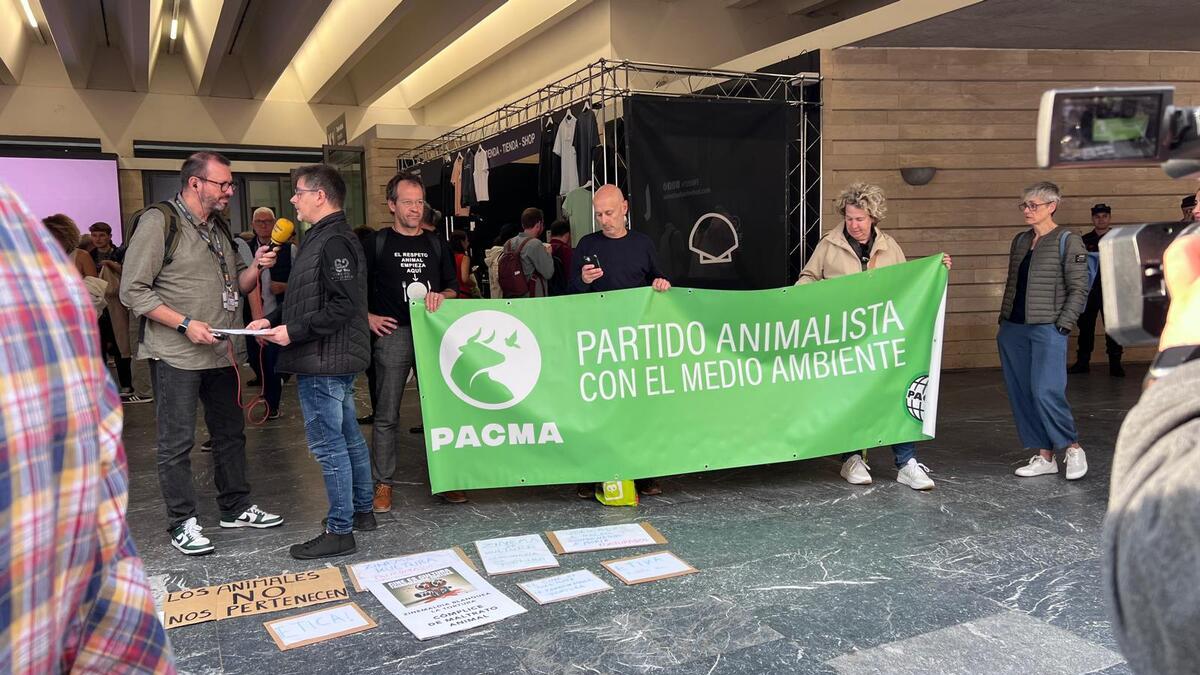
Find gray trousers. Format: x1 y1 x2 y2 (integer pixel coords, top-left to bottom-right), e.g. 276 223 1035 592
371 326 415 485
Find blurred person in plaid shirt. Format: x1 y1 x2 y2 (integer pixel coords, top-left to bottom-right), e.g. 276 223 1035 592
1 183 175 673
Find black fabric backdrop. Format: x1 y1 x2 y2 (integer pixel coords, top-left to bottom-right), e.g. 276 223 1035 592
627 96 792 290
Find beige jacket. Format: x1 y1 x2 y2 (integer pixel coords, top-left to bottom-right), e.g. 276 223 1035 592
795 225 906 284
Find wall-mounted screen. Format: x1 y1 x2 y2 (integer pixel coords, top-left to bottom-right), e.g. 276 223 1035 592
0 155 124 244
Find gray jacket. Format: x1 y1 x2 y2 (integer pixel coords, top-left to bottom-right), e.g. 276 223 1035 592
508 232 554 298
999 226 1088 331
1104 359 1200 675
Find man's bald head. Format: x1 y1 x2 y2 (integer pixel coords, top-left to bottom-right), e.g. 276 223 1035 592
593 184 628 239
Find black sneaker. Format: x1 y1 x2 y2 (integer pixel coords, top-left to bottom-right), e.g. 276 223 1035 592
267 409 282 420
200 438 213 452
357 414 374 425
290 531 357 560
321 512 378 532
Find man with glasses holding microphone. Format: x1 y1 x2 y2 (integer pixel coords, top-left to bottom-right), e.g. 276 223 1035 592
121 151 284 556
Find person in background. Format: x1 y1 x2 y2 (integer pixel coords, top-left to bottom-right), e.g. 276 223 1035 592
795 182 950 491
247 207 292 418
0 182 176 672
86 221 138 399
1068 203 1124 377
1103 191 1200 675
503 207 555 298
548 218 573 297
1181 194 1196 223
998 181 1089 481
354 225 379 426
43 213 98 278
450 230 478 298
484 223 520 298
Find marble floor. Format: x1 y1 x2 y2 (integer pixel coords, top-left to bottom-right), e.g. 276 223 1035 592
123 365 1141 674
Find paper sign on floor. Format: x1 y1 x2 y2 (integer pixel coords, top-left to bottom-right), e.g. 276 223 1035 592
517 570 612 605
161 567 349 629
366 558 526 640
264 603 376 651
345 547 476 592
602 551 698 585
545 522 667 554
474 534 559 575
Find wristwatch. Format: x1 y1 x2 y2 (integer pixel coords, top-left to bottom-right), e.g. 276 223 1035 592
1144 344 1200 389
177 316 192 334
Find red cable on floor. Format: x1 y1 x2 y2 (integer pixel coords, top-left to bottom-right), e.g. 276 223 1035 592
224 337 271 426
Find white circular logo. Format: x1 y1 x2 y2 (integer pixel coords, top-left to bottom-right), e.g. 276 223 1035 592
906 375 929 422
439 310 541 410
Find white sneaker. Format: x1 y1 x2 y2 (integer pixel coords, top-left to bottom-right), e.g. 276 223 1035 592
220 505 284 529
840 454 872 485
1065 447 1088 480
1015 455 1058 477
897 459 935 490
171 517 214 555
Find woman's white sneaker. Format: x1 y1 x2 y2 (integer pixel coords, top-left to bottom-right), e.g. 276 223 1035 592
1064 447 1088 480
840 455 872 485
1015 455 1058 477
897 459 935 490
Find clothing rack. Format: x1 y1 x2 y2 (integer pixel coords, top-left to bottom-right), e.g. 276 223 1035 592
398 58 822 277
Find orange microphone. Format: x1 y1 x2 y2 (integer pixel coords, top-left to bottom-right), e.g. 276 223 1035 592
268 218 295 251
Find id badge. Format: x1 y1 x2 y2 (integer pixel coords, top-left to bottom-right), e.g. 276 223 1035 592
222 289 239 312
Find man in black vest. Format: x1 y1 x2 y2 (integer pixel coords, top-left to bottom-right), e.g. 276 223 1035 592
1069 203 1124 376
250 164 374 559
366 172 457 512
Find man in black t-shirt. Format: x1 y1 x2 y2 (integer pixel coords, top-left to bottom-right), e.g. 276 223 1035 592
570 184 671 497
365 172 458 512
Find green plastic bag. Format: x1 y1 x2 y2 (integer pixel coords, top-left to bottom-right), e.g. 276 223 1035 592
596 480 639 506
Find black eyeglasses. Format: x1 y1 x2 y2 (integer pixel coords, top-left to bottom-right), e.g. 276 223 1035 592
199 177 236 192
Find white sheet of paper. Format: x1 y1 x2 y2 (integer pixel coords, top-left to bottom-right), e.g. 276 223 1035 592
264 603 374 650
603 551 696 584
211 328 273 336
366 559 526 640
517 570 611 605
549 523 660 553
347 549 468 591
475 534 559 576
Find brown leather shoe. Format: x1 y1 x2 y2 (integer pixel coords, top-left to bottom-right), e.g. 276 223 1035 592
372 484 392 513
439 490 468 504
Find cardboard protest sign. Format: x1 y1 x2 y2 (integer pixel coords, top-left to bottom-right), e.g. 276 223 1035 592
345 547 477 593
264 603 376 651
366 559 525 640
517 570 612 605
474 534 559 575
162 567 349 629
602 551 698 585
545 522 667 554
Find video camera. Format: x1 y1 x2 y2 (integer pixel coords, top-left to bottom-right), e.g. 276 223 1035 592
1037 86 1200 345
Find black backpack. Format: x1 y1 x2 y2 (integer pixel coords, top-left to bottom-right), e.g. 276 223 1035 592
126 201 235 268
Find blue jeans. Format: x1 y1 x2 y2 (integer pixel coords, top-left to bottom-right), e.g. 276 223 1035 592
841 442 916 468
997 321 1078 451
297 374 373 534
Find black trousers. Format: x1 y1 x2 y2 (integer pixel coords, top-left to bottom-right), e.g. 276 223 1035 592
1076 285 1123 362
151 360 252 530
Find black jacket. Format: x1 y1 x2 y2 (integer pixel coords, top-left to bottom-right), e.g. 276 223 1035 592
271 211 370 375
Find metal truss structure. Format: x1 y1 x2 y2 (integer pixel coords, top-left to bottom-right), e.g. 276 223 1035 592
398 58 823 274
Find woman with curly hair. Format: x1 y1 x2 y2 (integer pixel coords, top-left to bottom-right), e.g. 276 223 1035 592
796 182 951 490
42 213 98 278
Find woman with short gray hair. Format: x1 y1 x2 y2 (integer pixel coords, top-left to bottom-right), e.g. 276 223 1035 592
997 181 1090 480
